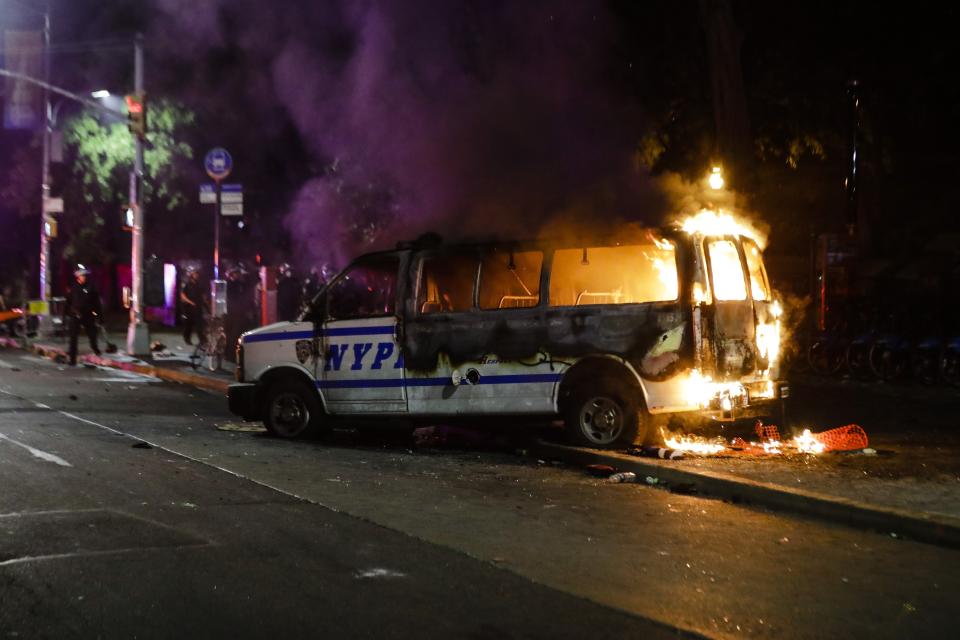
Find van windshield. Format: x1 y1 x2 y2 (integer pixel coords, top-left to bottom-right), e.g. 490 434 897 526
549 242 678 306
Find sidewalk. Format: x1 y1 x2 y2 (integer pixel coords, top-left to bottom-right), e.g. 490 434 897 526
528 439 960 549
18 325 233 394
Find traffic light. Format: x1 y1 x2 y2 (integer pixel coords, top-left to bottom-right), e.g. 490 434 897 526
43 216 58 238
125 93 147 138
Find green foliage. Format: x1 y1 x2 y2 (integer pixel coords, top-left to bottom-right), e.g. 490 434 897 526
63 99 195 211
57 100 196 263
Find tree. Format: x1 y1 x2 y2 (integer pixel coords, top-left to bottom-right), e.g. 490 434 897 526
59 99 195 263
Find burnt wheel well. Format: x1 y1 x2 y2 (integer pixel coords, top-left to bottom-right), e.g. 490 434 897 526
557 358 645 413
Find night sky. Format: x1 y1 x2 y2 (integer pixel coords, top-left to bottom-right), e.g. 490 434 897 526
2 0 959 297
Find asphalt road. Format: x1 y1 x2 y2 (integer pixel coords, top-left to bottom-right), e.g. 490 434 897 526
1 352 958 639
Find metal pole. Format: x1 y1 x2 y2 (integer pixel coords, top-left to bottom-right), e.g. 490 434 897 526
40 6 51 304
126 34 149 355
214 180 221 280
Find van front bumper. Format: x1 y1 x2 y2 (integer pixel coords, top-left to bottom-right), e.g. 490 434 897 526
701 380 789 423
228 383 260 421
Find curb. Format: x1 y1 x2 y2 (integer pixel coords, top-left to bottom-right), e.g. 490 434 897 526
18 341 230 394
530 440 960 550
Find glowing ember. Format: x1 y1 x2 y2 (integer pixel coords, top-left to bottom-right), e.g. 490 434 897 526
756 320 781 366
664 434 726 455
793 429 826 454
682 369 746 409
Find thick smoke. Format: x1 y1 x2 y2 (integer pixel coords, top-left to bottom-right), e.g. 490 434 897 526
153 1 662 266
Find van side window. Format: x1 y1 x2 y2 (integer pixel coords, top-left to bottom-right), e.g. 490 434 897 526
478 250 543 309
742 238 771 301
326 256 399 320
549 243 678 306
418 255 479 313
707 240 748 301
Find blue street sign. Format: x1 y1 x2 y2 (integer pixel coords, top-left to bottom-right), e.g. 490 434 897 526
204 147 233 181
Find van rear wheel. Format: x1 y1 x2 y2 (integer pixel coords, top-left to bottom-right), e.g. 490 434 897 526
263 378 324 438
563 377 644 448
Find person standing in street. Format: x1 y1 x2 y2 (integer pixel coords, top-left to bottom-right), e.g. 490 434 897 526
180 269 206 345
64 265 102 366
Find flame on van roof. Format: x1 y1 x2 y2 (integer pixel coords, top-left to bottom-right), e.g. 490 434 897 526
679 209 767 249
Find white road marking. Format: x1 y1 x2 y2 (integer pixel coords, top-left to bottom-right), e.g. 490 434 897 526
355 568 407 579
0 433 72 467
0 543 212 567
0 358 17 368
0 388 337 512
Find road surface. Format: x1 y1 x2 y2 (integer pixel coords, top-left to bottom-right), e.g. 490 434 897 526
1 352 957 639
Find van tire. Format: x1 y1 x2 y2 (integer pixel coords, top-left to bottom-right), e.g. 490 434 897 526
563 376 645 448
263 378 325 439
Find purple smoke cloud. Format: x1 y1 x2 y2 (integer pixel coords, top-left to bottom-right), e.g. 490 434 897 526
152 1 657 267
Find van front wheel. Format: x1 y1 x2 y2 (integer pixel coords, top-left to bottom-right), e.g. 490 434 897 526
263 379 323 438
563 377 644 448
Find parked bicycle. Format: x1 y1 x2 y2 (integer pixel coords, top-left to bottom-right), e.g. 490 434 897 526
190 315 227 372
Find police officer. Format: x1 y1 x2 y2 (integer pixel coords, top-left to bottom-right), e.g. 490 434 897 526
64 265 102 366
276 263 301 322
180 268 206 345
301 266 322 309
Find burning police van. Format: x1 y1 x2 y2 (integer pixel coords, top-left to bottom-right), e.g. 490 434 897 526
228 212 786 448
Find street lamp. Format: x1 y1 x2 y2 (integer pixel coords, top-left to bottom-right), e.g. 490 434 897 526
708 166 725 191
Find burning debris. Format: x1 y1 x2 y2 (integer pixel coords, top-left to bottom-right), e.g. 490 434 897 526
662 422 870 457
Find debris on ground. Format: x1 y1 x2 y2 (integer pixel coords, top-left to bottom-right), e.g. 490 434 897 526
150 341 166 352
413 425 507 448
663 422 871 457
68 394 78 400
131 441 152 449
626 445 684 460
608 471 637 483
215 421 267 433
586 464 616 478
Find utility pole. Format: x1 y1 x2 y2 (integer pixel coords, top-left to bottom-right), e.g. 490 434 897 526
126 34 149 356
39 5 51 313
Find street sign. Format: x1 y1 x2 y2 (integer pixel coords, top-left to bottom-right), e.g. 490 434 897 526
204 147 233 181
28 300 49 315
42 197 63 213
199 184 216 204
220 203 243 216
221 183 243 204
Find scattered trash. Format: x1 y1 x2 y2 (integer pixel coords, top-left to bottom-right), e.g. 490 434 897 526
862 448 877 456
150 341 167 352
68 394 78 401
586 464 616 478
663 422 871 456
215 421 267 433
179 502 198 509
608 471 637 483
131 442 152 449
627 446 684 460
355 568 406 579
644 476 659 485
10 367 20 372
778 537 790 544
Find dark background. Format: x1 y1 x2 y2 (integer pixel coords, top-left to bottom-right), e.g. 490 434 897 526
2 1 958 311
